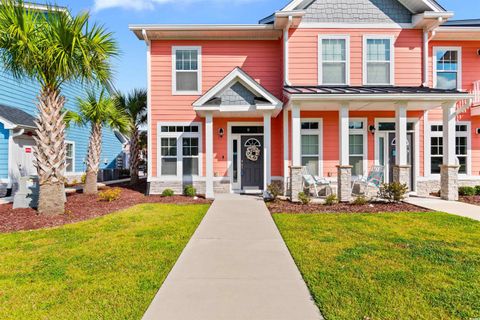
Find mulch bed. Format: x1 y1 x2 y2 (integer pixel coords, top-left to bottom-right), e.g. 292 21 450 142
459 196 480 206
0 181 211 233
267 199 429 214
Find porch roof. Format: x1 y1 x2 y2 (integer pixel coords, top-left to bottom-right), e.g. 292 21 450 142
0 104 36 129
284 85 466 96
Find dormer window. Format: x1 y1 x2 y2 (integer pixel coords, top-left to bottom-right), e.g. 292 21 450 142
364 36 394 85
172 46 202 95
318 36 349 85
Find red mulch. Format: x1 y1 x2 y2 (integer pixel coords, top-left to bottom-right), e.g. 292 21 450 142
0 181 211 233
267 199 429 214
459 196 480 206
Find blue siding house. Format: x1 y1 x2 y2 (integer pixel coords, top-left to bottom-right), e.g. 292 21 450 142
0 65 126 197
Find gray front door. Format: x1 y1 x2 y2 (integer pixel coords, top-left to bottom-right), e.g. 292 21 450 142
241 136 264 190
388 132 414 189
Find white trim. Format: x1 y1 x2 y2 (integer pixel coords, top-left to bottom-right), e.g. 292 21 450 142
227 121 264 192
318 35 350 86
65 140 75 173
205 114 213 198
395 104 408 166
425 120 472 177
156 122 203 179
300 118 324 177
143 30 153 181
0 116 17 130
283 109 289 185
131 24 277 31
282 0 444 13
300 22 412 29
193 67 282 109
348 118 369 177
286 93 471 101
291 105 301 166
432 46 462 90
363 35 395 86
172 46 202 95
263 113 272 189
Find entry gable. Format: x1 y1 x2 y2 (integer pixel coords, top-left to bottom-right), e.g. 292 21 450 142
193 67 282 117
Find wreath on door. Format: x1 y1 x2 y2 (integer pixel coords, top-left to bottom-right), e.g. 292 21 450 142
244 138 261 162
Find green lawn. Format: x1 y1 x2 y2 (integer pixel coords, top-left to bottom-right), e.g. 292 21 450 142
0 203 209 320
273 212 480 320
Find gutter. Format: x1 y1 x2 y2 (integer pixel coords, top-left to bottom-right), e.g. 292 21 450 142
129 24 276 31
286 93 473 101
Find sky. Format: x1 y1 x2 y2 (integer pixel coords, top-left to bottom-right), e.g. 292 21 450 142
56 0 479 93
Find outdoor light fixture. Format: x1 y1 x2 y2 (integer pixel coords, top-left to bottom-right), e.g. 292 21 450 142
218 128 225 138
369 125 376 135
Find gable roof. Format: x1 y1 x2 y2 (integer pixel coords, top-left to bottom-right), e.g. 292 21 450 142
280 0 445 13
193 67 282 111
0 104 36 129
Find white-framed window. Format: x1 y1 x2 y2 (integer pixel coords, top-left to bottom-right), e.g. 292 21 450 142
363 36 394 85
172 46 202 95
433 47 462 90
349 119 367 177
65 141 75 173
301 119 323 176
318 35 350 85
428 122 470 175
158 122 202 177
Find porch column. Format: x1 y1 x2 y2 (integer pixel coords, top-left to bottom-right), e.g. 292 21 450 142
283 109 289 195
205 112 214 199
441 101 459 201
291 104 301 166
394 103 410 189
263 112 272 190
337 103 352 202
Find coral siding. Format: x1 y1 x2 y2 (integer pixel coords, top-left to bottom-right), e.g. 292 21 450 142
288 28 423 86
150 40 283 177
428 40 480 175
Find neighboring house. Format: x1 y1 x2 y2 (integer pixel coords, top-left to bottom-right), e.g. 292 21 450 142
130 0 480 200
0 4 126 197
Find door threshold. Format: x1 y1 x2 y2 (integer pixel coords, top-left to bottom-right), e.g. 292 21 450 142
242 189 263 195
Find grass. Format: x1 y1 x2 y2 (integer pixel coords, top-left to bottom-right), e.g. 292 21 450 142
273 212 480 320
0 203 209 320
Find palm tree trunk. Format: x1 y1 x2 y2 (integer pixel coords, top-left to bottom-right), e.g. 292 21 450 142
84 123 103 195
129 126 140 185
33 88 67 215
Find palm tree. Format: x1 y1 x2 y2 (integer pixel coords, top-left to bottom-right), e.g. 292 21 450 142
115 89 147 185
0 1 118 214
66 90 129 194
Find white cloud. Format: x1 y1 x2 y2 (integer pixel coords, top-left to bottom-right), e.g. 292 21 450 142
93 0 256 12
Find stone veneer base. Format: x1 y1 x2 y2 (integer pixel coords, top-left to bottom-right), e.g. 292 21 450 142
337 165 352 202
440 165 460 201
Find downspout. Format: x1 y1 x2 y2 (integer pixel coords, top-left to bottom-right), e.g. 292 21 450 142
142 29 153 185
423 17 443 87
283 16 293 86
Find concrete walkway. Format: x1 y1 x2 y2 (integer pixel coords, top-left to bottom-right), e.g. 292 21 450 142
143 194 322 320
406 196 480 221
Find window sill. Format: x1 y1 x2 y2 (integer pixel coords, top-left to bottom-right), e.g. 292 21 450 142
172 90 202 96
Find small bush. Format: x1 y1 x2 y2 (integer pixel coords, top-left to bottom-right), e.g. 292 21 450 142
184 185 196 197
81 173 86 184
298 192 311 205
352 195 368 205
475 186 480 196
459 186 476 196
98 188 122 202
267 182 282 200
162 189 174 197
324 194 338 206
379 182 408 202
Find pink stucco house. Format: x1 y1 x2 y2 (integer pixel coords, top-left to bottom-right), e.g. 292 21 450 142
130 0 480 201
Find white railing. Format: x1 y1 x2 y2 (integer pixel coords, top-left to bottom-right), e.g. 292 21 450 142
473 80 480 106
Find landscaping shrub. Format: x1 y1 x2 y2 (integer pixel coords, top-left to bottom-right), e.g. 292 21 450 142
162 189 174 197
324 194 338 206
184 185 196 197
98 188 122 202
459 186 476 196
352 195 368 205
298 192 311 205
267 182 282 200
475 185 480 196
379 182 408 202
81 173 86 184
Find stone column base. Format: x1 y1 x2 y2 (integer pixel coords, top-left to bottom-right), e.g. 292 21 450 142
337 165 352 202
440 165 460 201
393 165 411 192
289 166 304 202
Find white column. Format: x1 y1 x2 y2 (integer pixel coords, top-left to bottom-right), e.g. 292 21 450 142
395 103 408 166
205 112 214 199
264 112 272 190
339 103 349 166
443 101 457 166
291 104 301 166
283 109 289 193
